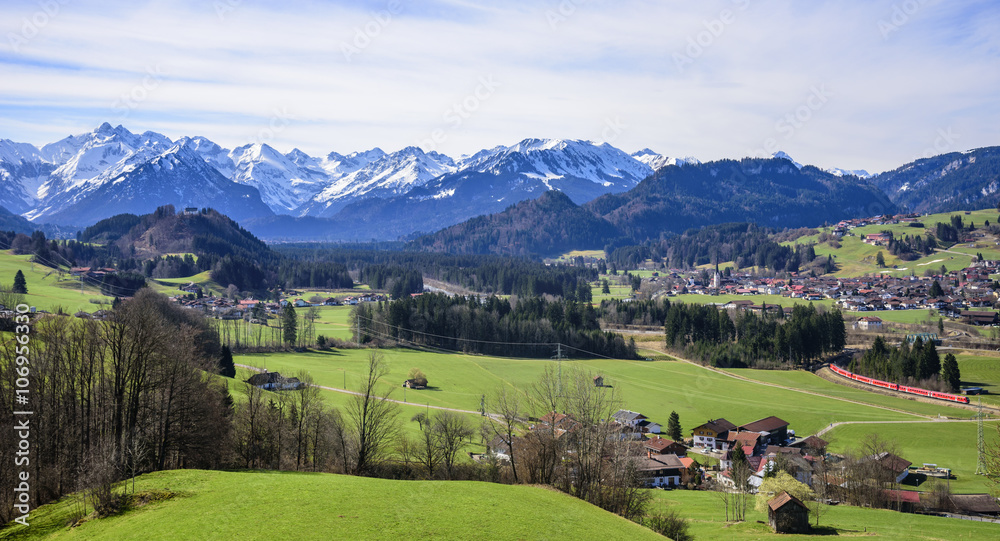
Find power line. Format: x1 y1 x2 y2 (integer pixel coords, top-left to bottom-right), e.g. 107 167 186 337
356 313 626 360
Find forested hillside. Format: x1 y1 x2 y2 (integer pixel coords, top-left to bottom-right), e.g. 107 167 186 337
408 191 621 256
586 157 893 241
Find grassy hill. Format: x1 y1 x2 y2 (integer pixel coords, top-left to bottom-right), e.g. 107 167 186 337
0 470 664 541
0 250 112 313
786 208 1000 278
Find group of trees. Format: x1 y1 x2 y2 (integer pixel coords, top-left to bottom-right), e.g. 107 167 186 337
849 336 960 391
354 293 637 359
0 290 231 523
357 265 423 299
882 231 937 261
483 367 655 521
664 303 846 368
274 246 597 301
598 298 672 327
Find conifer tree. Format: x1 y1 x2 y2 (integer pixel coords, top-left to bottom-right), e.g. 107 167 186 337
12 269 27 294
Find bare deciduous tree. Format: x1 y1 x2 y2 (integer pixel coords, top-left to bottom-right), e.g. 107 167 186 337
347 350 399 475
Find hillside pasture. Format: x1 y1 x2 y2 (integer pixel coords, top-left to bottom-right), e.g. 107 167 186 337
0 469 665 541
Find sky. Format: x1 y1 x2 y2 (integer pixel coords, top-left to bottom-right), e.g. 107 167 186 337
0 0 997 173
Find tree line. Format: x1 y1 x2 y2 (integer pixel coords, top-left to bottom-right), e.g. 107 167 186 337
663 302 846 368
353 293 637 359
273 246 597 301
848 336 961 392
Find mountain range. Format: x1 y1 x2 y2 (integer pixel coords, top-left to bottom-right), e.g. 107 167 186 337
0 123 997 247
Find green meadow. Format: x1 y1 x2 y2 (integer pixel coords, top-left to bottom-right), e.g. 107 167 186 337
0 250 113 312
955 353 1000 407
656 489 997 540
0 470 665 541
825 420 1000 495
235 349 977 445
785 208 1000 278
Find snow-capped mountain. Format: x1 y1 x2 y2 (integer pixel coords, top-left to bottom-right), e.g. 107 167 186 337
299 138 656 241
36 143 273 226
825 167 872 179
227 143 331 213
631 148 700 170
453 138 652 197
297 146 456 217
772 151 804 169
0 139 52 213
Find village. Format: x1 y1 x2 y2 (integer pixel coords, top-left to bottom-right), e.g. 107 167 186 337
478 403 1000 533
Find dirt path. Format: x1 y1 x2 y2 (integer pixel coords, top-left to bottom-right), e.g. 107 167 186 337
236 363 496 419
814 418 980 438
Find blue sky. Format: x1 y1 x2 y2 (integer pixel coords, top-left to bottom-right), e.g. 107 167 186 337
1 0 997 173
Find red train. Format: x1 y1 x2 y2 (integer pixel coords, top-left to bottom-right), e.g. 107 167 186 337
829 364 970 404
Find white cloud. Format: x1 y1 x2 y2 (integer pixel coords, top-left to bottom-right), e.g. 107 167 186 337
0 0 996 173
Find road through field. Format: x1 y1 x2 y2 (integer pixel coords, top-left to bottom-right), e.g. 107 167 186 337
637 342 938 421
237 363 498 419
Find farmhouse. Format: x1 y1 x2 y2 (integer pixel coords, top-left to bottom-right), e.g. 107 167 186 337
690 418 736 449
637 452 686 488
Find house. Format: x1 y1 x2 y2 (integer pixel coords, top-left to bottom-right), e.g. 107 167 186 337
768 492 811 534
790 435 828 455
691 418 736 449
637 453 686 488
726 431 763 456
856 316 883 330
613 410 659 435
738 416 790 446
865 452 912 484
593 375 604 387
246 371 304 391
402 379 427 389
643 436 687 457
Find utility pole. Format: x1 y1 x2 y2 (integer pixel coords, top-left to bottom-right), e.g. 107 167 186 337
975 397 987 475
552 343 565 397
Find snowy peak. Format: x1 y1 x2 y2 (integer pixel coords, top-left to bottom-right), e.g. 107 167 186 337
229 143 328 213
299 146 458 217
461 138 654 189
0 139 42 164
772 151 803 169
825 166 872 179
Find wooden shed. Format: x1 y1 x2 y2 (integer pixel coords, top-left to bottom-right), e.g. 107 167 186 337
768 492 810 534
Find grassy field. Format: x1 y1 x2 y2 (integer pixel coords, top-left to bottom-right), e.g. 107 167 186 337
0 250 113 312
655 489 998 539
955 353 1000 407
149 271 221 296
669 293 836 310
726 368 962 418
0 469 665 541
825 420 1000 495
236 349 975 442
